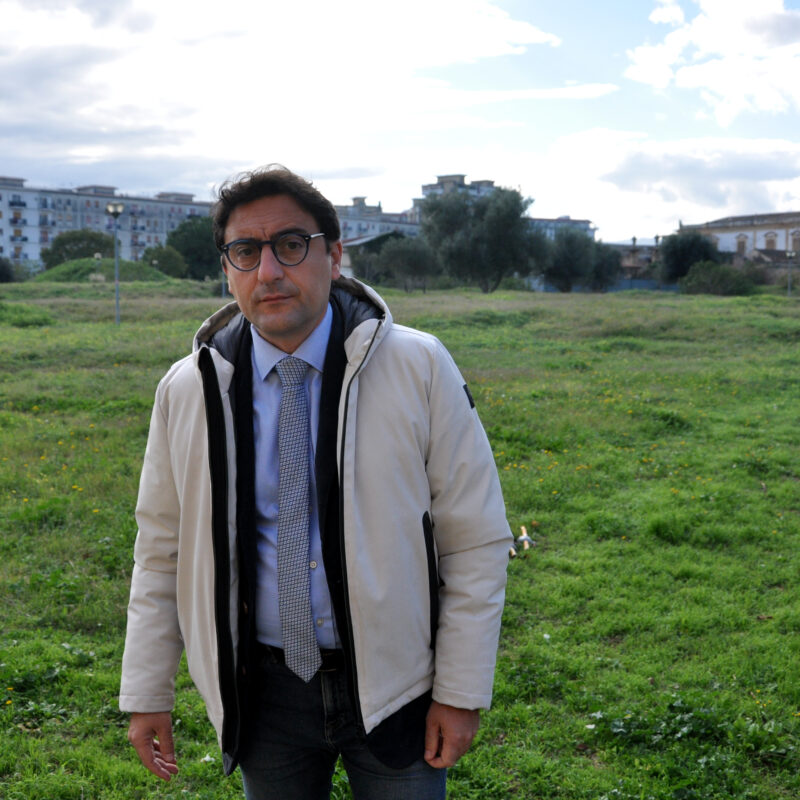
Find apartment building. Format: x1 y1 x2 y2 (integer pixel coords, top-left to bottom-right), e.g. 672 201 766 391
420 174 497 199
335 196 420 243
0 176 212 270
527 215 595 241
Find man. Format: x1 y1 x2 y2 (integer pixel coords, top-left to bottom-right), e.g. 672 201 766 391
120 166 511 799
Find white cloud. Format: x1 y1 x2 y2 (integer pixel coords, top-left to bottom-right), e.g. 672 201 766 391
0 0 565 168
0 0 596 211
649 0 685 26
626 0 800 125
522 128 800 241
6 0 795 247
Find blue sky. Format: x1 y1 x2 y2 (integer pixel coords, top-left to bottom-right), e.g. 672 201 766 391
1 0 799 242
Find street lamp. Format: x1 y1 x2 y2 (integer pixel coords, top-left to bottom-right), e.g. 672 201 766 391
787 251 795 298
105 201 125 324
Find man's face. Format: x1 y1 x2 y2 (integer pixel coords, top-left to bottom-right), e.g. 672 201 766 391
222 194 341 353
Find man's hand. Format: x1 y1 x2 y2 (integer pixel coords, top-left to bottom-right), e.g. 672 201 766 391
128 711 179 781
424 701 480 768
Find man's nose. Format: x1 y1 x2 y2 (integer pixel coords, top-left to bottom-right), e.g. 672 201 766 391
256 246 285 282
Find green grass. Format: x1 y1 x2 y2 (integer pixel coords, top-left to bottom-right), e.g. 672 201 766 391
1 282 799 798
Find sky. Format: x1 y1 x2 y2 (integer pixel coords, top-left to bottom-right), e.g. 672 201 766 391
1 0 800 243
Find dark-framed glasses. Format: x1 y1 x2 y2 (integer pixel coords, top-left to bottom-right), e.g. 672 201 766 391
221 232 326 271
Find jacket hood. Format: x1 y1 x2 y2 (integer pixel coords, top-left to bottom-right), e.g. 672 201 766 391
192 276 391 364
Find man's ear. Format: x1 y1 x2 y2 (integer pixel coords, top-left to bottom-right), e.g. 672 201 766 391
330 241 343 280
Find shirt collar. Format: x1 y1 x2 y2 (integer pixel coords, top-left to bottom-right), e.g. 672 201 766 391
250 302 333 381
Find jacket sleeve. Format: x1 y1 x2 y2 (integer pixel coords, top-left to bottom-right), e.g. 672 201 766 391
119 381 184 713
425 339 512 711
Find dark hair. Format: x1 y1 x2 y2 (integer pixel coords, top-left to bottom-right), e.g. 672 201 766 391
212 165 341 250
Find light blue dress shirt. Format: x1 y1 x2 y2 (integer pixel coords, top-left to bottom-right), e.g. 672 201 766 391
250 304 340 650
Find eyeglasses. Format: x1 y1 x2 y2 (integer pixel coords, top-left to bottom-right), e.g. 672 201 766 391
220 232 326 271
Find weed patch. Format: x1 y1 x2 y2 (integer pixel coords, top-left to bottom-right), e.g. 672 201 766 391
0 301 53 327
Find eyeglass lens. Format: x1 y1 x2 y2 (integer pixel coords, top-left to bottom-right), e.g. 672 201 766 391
229 234 309 269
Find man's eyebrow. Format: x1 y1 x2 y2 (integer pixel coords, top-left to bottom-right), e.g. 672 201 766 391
273 226 311 237
234 226 310 241
225 225 313 245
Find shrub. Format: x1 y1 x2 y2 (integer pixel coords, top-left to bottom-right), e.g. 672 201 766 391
680 261 756 296
0 256 16 283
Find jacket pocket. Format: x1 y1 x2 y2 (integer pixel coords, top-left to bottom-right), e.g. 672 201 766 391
422 511 441 650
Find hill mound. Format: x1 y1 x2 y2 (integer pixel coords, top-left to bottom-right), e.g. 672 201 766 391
34 257 169 283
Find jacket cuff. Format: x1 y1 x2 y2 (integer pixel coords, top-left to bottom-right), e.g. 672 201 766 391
431 685 492 711
118 694 175 713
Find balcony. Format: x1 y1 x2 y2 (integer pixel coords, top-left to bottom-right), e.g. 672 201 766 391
9 199 27 207
12 218 28 226
10 236 28 242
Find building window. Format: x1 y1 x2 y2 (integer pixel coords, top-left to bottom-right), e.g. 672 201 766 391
765 232 777 250
791 231 800 253
736 235 747 255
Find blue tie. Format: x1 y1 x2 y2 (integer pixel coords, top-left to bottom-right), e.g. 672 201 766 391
275 357 321 682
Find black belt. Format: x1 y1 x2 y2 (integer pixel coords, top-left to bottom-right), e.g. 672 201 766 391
255 642 345 673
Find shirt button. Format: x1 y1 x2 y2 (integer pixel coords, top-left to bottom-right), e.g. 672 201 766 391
316 618 324 627
310 561 318 569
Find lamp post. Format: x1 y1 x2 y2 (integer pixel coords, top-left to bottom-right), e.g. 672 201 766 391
788 251 795 298
105 202 125 324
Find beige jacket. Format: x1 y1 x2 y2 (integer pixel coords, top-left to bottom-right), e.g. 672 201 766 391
120 279 511 757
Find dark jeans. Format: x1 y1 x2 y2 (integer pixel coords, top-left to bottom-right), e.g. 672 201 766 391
239 646 447 800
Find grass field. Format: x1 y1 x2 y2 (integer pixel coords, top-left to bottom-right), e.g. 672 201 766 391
1 280 799 799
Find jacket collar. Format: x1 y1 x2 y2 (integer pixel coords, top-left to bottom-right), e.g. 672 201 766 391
193 277 390 367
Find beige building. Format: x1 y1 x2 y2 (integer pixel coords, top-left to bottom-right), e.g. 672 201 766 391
681 211 800 259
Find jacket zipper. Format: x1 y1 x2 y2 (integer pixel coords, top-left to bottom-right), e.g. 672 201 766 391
198 346 239 771
337 319 383 736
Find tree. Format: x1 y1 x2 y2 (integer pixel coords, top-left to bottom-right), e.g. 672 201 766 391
587 242 623 292
421 187 534 293
544 228 595 292
166 215 219 280
40 230 115 269
142 245 188 278
0 256 15 283
376 236 440 292
536 231 621 293
659 231 719 282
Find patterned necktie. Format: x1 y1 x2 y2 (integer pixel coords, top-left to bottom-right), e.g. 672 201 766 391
275 356 321 682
